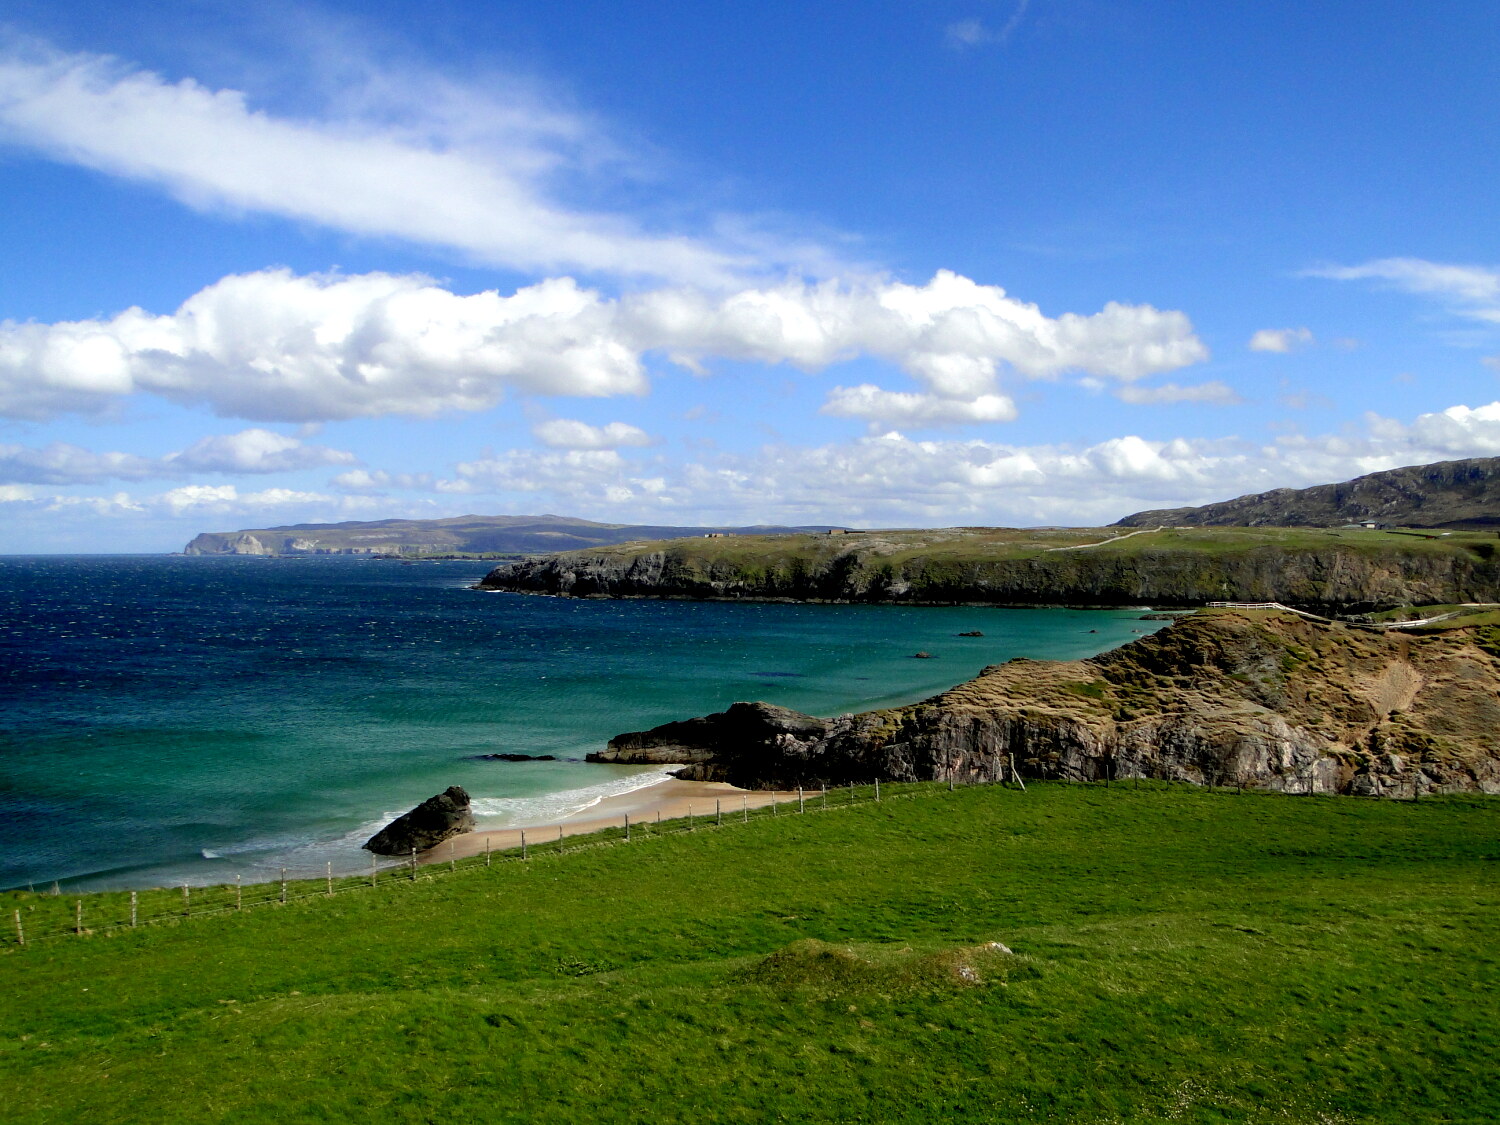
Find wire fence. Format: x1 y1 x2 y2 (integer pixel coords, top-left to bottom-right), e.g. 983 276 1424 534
2 773 1481 949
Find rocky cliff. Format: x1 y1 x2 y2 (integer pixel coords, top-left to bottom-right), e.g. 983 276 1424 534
1114 455 1500 528
593 611 1500 796
480 526 1500 613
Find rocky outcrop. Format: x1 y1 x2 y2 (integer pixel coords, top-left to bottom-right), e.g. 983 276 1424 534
1115 455 1500 528
481 534 1500 614
593 612 1500 796
363 786 476 855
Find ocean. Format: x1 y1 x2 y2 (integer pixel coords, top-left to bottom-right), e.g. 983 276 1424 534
0 555 1167 891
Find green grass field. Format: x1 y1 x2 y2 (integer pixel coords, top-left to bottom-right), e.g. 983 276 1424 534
2 782 1496 1124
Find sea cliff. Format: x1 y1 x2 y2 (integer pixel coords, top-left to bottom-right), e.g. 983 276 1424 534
479 525 1500 613
592 610 1500 796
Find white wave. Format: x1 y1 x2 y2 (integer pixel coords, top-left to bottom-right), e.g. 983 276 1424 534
469 766 683 827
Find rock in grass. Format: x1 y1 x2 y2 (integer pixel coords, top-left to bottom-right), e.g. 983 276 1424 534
363 786 475 855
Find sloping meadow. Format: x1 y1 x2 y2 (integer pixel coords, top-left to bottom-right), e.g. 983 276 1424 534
2 781 1497 1123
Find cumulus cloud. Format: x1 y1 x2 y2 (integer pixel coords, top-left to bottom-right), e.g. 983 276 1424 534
1115 381 1242 405
14 398 1500 549
0 40 753 284
0 268 1207 422
532 419 654 449
1311 258 1500 324
0 428 355 484
427 398 1500 527
1248 327 1314 353
820 385 1017 427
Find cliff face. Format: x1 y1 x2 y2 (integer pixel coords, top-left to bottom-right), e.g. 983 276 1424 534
593 612 1500 796
1114 456 1500 528
481 531 1500 613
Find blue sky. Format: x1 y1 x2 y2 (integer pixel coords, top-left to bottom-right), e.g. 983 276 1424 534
1 0 1498 551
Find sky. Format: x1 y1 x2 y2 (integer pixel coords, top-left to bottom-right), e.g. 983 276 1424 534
1 0 1498 552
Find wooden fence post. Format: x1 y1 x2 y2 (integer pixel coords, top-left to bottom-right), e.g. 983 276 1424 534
625 813 631 842
281 868 288 903
13 909 22 947
75 900 82 935
522 830 528 860
743 795 748 823
326 861 334 896
131 889 138 927
688 806 694 831
716 799 722 827
370 857 377 888
409 849 416 882
798 787 805 813
822 784 827 810
234 876 241 910
875 779 880 802
182 884 190 917
1009 754 1025 792
449 840 456 873
485 837 491 867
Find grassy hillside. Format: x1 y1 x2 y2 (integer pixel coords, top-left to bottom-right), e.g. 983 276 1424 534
483 524 1500 611
2 782 1496 1123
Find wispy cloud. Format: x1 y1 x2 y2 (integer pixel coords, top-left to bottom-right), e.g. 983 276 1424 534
0 38 769 285
1310 258 1500 324
945 0 1031 49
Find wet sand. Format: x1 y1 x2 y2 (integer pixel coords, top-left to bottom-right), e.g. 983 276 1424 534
431 778 807 863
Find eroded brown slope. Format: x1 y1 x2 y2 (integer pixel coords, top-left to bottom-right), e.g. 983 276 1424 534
594 611 1500 795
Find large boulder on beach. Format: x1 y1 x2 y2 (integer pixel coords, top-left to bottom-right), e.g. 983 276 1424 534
363 786 475 855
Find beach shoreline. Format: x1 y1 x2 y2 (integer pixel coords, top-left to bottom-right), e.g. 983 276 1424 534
428 777 806 863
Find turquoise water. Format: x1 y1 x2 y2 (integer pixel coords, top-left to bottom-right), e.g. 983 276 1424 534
0 555 1167 891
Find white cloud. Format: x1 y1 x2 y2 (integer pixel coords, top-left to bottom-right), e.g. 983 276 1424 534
429 398 1500 528
820 385 1017 427
1248 327 1314 353
1115 381 1242 405
1311 258 1500 324
532 419 654 449
945 1 1030 48
0 268 1207 422
0 428 355 484
0 41 752 284
167 428 356 473
332 468 435 492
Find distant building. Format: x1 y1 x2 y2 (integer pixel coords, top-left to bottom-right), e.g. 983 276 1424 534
704 532 727 538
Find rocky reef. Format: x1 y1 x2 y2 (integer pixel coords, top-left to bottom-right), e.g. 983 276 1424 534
363 786 476 855
592 611 1500 796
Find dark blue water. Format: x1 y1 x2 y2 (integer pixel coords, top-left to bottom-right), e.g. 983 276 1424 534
0 555 1166 890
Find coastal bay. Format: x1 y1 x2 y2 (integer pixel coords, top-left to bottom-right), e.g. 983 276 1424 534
0 555 1164 891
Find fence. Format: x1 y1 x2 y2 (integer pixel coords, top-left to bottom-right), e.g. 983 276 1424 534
2 772 1471 948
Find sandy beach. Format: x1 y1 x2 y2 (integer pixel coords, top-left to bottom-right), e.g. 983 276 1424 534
431 778 807 863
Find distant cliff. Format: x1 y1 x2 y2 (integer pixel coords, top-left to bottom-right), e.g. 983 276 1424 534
183 514 844 556
593 610 1500 796
479 525 1500 613
1114 456 1500 528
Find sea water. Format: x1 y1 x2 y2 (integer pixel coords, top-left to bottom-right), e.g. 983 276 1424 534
0 555 1168 891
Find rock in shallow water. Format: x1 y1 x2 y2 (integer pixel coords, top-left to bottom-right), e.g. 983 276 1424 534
363 785 475 855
